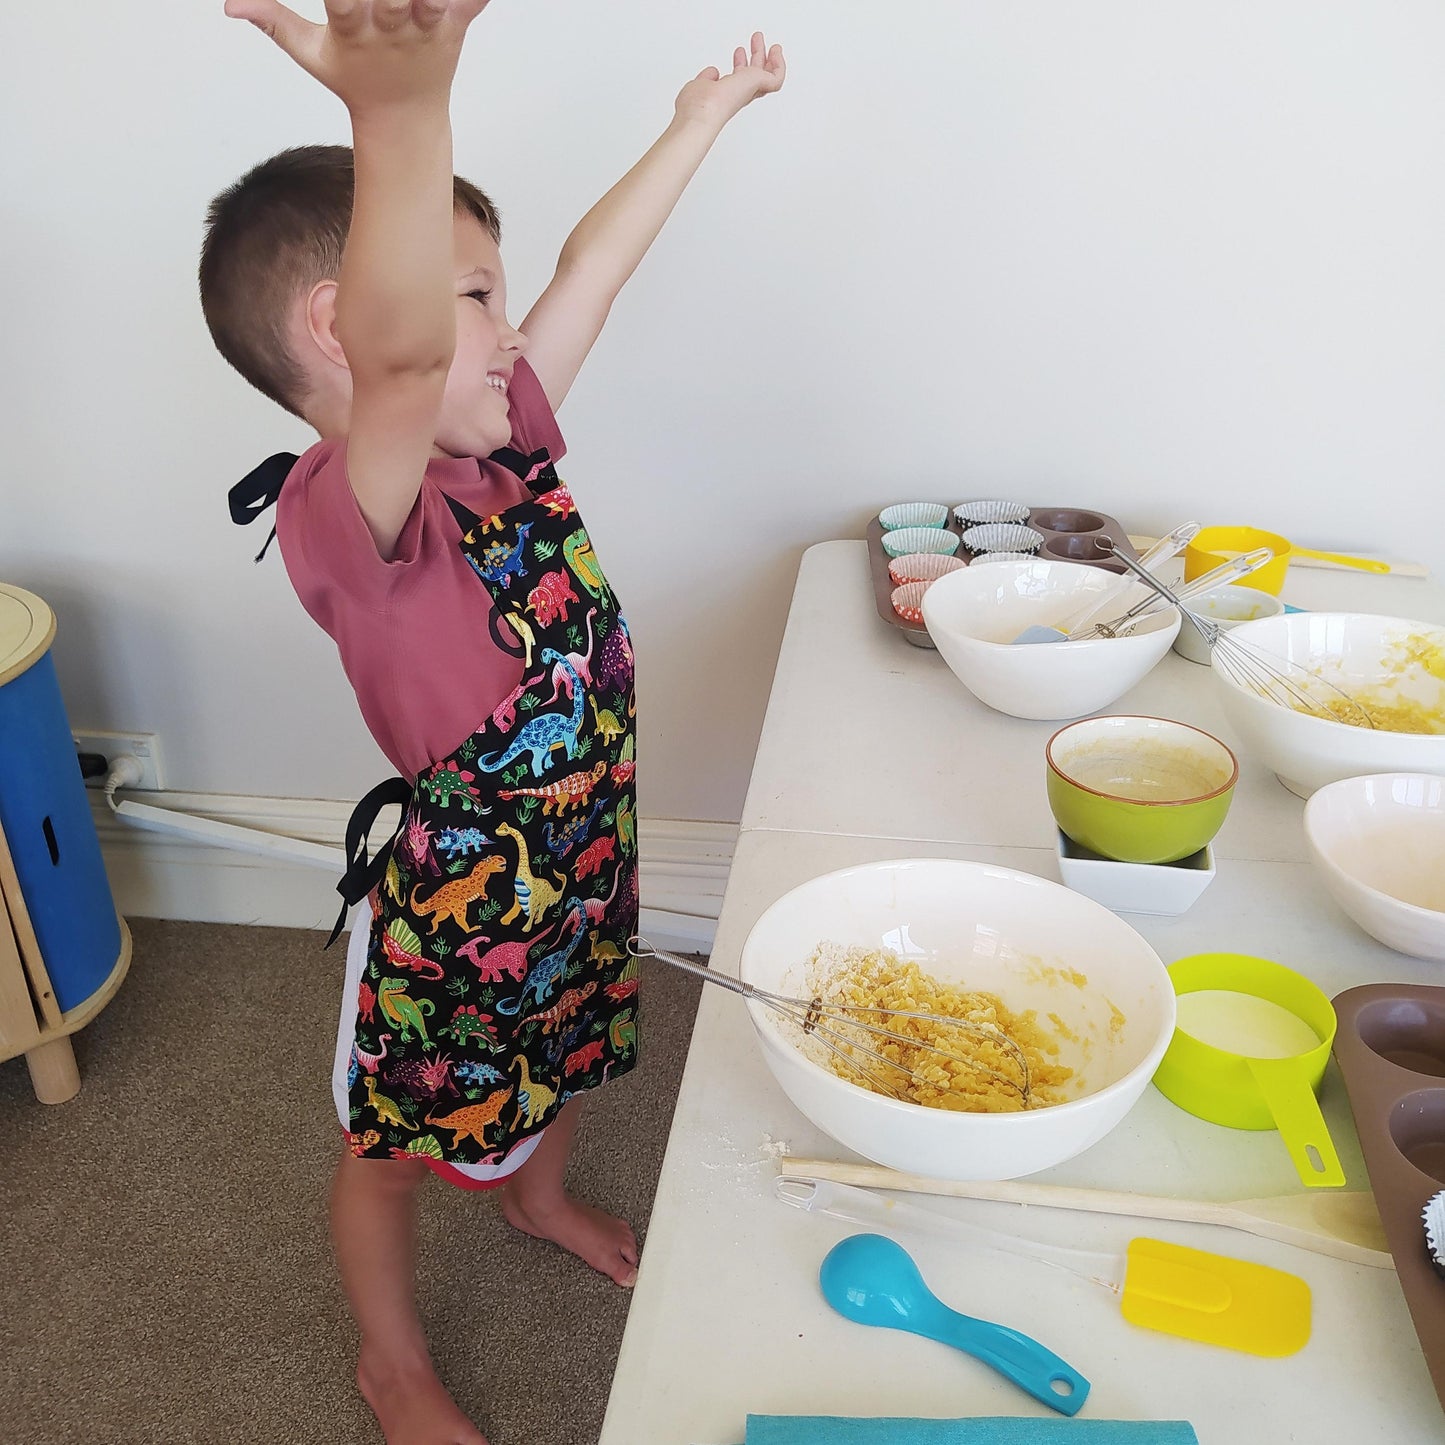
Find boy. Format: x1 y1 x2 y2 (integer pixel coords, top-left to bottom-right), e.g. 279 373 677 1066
200 3 784 1441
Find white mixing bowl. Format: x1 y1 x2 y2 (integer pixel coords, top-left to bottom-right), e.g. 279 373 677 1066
920 560 1181 721
1209 613 1445 797
736 857 1176 1181
1304 773 1445 962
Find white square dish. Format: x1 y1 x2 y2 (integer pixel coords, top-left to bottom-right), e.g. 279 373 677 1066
1054 829 1216 915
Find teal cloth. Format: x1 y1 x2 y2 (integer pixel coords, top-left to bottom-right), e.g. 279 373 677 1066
743 1420 1198 1445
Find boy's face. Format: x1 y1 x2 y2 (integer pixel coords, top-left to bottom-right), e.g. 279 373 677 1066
434 212 526 461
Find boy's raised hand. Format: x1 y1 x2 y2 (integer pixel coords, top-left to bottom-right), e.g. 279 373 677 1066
675 31 786 130
224 0 489 114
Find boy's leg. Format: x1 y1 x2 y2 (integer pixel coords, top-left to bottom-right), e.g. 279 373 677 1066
331 1148 488 1445
500 1097 640 1287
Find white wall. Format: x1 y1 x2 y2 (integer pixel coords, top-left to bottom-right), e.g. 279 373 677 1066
2 1 1441 825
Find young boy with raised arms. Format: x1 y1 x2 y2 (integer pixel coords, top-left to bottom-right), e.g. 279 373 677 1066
201 3 784 1439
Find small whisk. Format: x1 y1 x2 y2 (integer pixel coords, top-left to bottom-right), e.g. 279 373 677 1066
627 939 1033 1106
1093 538 1375 729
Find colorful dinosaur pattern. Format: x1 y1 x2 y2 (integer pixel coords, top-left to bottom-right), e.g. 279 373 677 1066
342 449 638 1168
497 761 607 816
435 827 493 862
409 855 508 933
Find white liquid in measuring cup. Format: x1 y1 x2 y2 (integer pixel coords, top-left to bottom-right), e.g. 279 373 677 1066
1174 990 1321 1059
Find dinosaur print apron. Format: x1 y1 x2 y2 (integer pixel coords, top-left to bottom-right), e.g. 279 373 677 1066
335 448 640 1173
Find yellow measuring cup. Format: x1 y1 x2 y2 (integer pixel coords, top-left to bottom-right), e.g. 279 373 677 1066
1183 525 1391 596
1153 953 1345 1189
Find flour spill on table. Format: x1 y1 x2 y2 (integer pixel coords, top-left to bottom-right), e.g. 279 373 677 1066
692 1127 793 1175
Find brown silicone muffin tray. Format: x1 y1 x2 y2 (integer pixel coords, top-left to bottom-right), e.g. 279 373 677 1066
1332 983 1445 1410
866 505 1141 647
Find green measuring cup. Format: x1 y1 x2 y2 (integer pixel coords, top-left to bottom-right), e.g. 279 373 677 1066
1153 953 1345 1189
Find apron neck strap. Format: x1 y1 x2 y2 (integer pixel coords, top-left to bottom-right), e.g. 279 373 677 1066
490 445 556 489
443 491 484 535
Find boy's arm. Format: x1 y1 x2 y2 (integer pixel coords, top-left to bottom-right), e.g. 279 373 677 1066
227 0 487 560
521 32 785 412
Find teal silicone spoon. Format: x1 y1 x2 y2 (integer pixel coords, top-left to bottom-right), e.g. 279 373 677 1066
818 1233 1091 1417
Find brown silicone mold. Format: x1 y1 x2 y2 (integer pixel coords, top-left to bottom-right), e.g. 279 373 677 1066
866 504 1140 647
1332 983 1445 1410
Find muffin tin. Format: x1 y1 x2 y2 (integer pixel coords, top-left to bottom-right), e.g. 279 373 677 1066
867 504 1141 646
1331 983 1445 1409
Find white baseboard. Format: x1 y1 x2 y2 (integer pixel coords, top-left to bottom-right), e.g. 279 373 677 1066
89 790 734 953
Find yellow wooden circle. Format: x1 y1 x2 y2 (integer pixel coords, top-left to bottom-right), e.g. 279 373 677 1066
0 584 57 688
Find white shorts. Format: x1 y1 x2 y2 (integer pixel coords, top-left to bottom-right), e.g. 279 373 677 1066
334 898 543 1189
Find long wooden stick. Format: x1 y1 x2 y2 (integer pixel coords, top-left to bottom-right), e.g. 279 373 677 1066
782 1158 1393 1269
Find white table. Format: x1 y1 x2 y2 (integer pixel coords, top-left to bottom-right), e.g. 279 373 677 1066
600 543 1445 1445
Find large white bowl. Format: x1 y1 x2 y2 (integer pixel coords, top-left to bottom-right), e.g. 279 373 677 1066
1209 612 1445 797
920 560 1181 720
1304 773 1445 961
736 858 1176 1181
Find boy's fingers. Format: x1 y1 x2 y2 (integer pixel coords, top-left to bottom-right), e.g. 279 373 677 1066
372 0 413 33
416 0 490 25
225 0 320 58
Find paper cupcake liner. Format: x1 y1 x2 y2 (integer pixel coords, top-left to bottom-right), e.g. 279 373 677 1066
954 499 1031 527
890 580 933 624
969 550 1041 566
879 502 949 531
960 523 1045 555
887 552 967 586
881 526 962 559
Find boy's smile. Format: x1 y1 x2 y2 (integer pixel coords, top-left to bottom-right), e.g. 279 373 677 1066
434 212 527 462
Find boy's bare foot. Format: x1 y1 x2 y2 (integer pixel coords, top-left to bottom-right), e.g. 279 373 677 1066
357 1342 488 1445
501 1190 640 1287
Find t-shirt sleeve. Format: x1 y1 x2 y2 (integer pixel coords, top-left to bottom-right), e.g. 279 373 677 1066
505 356 566 464
276 438 403 616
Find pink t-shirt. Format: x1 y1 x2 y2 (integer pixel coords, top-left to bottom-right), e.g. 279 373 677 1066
275 358 566 781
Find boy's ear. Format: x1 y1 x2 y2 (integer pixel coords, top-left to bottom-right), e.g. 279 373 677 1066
303 279 348 370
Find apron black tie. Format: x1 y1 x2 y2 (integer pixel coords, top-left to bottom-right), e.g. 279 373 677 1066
327 775 412 948
228 451 298 562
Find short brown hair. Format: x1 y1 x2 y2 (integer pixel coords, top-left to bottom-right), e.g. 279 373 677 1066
199 144 501 418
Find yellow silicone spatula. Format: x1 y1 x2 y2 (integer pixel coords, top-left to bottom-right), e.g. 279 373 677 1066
777 1176 1311 1358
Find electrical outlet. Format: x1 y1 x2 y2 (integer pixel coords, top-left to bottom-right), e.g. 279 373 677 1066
72 730 164 791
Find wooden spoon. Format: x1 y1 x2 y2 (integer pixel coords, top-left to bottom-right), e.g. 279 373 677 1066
783 1158 1392 1270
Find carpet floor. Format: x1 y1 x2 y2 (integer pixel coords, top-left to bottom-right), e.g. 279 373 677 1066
0 918 702 1445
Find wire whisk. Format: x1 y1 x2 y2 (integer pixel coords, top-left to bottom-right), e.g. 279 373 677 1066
627 939 1033 1106
1092 538 1375 729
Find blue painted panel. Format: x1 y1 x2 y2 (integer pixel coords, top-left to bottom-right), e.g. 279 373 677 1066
0 651 121 1011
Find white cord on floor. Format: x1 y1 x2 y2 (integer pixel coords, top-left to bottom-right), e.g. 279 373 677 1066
103 756 345 870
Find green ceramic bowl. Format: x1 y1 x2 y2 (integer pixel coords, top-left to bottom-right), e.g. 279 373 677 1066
1046 716 1238 865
